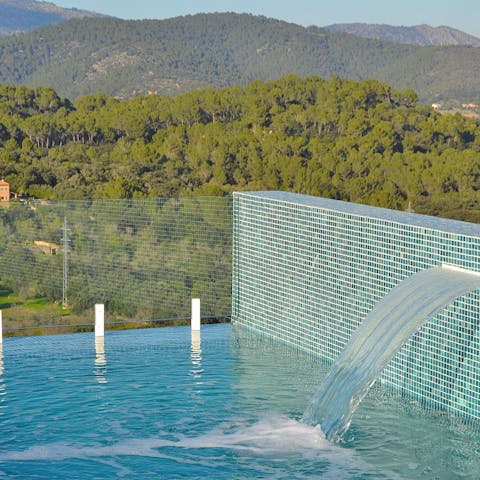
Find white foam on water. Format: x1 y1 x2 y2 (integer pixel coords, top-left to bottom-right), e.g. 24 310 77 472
178 415 328 452
0 414 381 477
0 414 406 479
0 438 175 462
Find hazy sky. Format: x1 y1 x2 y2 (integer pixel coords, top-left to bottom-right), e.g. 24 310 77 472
54 0 480 37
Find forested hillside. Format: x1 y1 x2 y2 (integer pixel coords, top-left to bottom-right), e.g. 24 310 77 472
0 13 480 103
1 76 480 222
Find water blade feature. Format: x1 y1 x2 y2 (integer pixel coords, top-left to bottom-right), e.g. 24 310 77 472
303 265 480 442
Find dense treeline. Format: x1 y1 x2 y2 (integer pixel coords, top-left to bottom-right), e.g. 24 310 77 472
1 76 480 221
0 13 480 103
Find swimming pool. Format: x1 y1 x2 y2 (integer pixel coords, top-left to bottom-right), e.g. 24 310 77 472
0 324 479 479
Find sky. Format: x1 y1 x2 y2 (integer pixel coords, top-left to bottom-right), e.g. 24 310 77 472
53 0 480 38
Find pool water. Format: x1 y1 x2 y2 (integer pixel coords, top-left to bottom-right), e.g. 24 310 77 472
0 324 479 479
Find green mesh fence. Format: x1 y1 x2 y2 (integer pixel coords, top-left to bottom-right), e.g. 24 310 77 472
0 197 232 334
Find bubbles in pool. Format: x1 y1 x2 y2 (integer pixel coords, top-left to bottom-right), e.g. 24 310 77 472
0 415 383 480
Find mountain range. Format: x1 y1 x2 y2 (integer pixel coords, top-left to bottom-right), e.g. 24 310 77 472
2 0 480 48
0 0 101 36
0 4 479 105
325 23 480 47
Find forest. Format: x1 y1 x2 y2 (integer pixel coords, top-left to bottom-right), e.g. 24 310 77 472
1 74 480 328
0 75 480 222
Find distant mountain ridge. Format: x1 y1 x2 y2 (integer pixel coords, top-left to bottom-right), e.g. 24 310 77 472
0 0 102 36
324 23 480 47
0 13 479 104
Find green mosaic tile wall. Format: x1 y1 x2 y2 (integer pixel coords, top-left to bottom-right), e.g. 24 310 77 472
232 191 480 420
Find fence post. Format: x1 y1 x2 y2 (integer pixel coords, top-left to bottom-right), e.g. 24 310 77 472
191 298 200 331
95 304 104 337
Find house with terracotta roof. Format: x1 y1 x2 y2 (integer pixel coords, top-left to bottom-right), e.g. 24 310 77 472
0 180 9 202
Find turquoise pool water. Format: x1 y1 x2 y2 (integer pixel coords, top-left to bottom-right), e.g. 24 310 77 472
0 324 479 479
